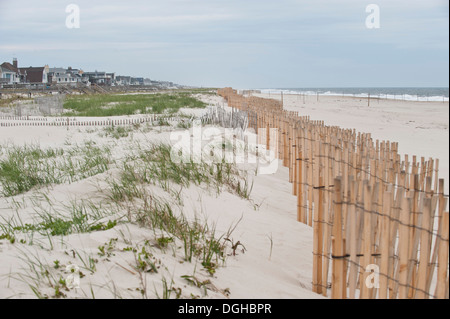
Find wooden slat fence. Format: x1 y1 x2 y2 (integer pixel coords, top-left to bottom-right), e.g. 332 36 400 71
218 87 449 299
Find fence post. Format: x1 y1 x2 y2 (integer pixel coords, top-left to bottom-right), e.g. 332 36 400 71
415 198 433 298
297 151 303 222
379 190 393 299
347 178 359 299
360 182 374 299
434 212 449 299
398 197 412 299
331 177 346 299
426 179 447 293
313 167 324 294
321 141 333 297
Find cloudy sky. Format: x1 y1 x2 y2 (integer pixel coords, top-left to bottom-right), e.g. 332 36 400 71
0 0 448 88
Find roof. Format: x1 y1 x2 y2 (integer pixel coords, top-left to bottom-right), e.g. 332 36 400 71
20 66 45 72
55 73 77 78
1 62 20 74
83 71 106 76
19 67 45 83
49 67 67 74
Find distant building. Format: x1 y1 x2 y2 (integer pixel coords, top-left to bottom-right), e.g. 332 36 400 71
116 75 131 86
48 67 81 84
106 72 115 85
0 58 22 84
82 71 115 85
66 66 82 76
18 65 49 84
0 66 4 85
22 66 47 83
131 77 144 85
1 58 175 88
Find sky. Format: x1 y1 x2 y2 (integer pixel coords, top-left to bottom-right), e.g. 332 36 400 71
0 0 448 88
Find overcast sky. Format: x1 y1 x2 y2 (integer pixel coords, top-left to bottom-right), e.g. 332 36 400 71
0 0 448 88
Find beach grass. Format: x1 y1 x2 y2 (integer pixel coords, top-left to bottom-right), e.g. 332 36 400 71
0 142 112 197
113 142 253 199
103 141 251 275
1 129 251 298
63 93 206 117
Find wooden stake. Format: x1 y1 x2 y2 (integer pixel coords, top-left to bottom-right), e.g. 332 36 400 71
347 179 359 299
398 197 412 299
415 198 433 299
360 182 374 299
426 179 447 293
331 178 346 299
379 190 393 299
297 151 303 222
434 212 449 299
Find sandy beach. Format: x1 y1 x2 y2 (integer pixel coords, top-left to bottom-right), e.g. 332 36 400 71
0 92 448 299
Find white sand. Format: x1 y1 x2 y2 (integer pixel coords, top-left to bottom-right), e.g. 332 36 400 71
0 92 447 299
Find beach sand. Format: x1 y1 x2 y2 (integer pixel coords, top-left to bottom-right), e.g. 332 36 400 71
0 92 447 299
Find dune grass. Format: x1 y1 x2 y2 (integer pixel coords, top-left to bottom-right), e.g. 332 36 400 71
63 93 206 117
105 142 251 275
0 199 119 246
0 142 112 197
112 142 253 200
1 136 249 298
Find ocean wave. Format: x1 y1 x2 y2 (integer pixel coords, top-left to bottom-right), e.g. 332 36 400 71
253 88 449 102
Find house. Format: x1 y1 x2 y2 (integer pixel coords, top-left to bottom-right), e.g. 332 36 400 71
19 65 49 84
82 71 106 85
116 75 131 86
66 67 84 83
106 73 115 85
66 66 82 76
130 77 144 85
0 58 22 84
0 66 6 86
81 71 115 85
48 67 80 84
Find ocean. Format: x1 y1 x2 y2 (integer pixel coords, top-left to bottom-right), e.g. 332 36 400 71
255 87 449 102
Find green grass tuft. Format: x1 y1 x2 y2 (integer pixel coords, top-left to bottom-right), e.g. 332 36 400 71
63 93 206 117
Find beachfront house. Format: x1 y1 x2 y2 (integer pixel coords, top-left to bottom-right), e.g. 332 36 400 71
82 71 115 85
116 75 131 86
0 59 21 84
0 66 7 87
19 65 49 84
48 67 81 85
131 77 144 85
106 73 116 85
66 67 85 84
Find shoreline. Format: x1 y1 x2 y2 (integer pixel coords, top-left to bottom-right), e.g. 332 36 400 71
244 88 449 103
